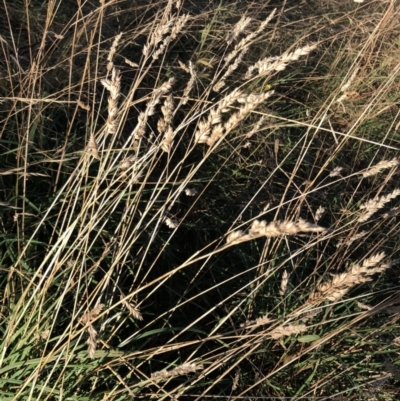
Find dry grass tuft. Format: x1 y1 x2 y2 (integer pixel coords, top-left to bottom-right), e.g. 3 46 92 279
227 219 326 245
308 253 390 304
101 68 121 135
79 304 104 359
120 295 143 320
358 189 400 222
244 43 317 79
151 363 203 380
362 158 399 178
85 134 100 159
280 270 289 296
268 323 307 340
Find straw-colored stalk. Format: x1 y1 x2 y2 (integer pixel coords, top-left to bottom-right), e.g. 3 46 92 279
77 99 90 111
197 91 273 146
213 48 248 92
148 14 189 60
329 167 343 177
245 115 266 139
101 67 121 135
268 323 307 340
144 19 174 57
224 9 277 65
358 188 400 222
195 88 243 144
181 61 196 105
87 325 98 359
185 187 198 196
85 134 100 159
232 367 241 391
151 363 203 380
226 219 326 245
107 32 123 71
314 206 325 222
158 94 174 134
279 270 289 296
135 78 175 139
224 92 274 134
226 15 252 46
118 155 136 171
161 127 174 153
308 252 390 304
340 67 359 92
244 43 317 79
79 304 104 359
336 230 367 247
120 295 143 320
164 216 178 229
383 206 400 218
362 158 399 178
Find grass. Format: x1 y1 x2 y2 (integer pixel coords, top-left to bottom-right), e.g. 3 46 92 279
1 0 400 400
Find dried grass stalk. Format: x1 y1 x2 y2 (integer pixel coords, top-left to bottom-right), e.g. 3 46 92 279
232 367 240 391
340 67 359 92
181 61 196 104
336 230 367 247
362 158 399 178
107 32 123 71
198 91 273 146
85 134 100 159
178 60 190 72
87 325 98 359
225 9 277 65
77 99 90 111
101 68 121 134
384 206 400 218
151 363 203 379
314 206 325 222
280 270 289 296
214 48 248 92
135 78 175 139
195 89 243 144
185 187 198 196
244 44 316 79
161 127 174 153
151 14 189 60
329 167 343 177
223 92 274 137
299 308 323 322
255 315 272 326
245 115 266 139
164 216 178 228
120 295 143 320
268 323 307 340
226 15 252 46
80 304 104 359
308 252 390 304
80 304 104 326
356 301 372 310
226 219 326 245
125 58 139 68
358 189 400 222
158 94 174 134
144 20 173 57
118 155 136 171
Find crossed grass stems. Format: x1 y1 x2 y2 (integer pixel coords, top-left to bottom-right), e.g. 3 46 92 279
1 0 400 399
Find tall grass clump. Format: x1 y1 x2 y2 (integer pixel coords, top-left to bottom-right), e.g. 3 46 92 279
1 0 400 399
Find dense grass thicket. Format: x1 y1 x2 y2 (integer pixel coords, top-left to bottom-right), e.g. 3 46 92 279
1 0 400 399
